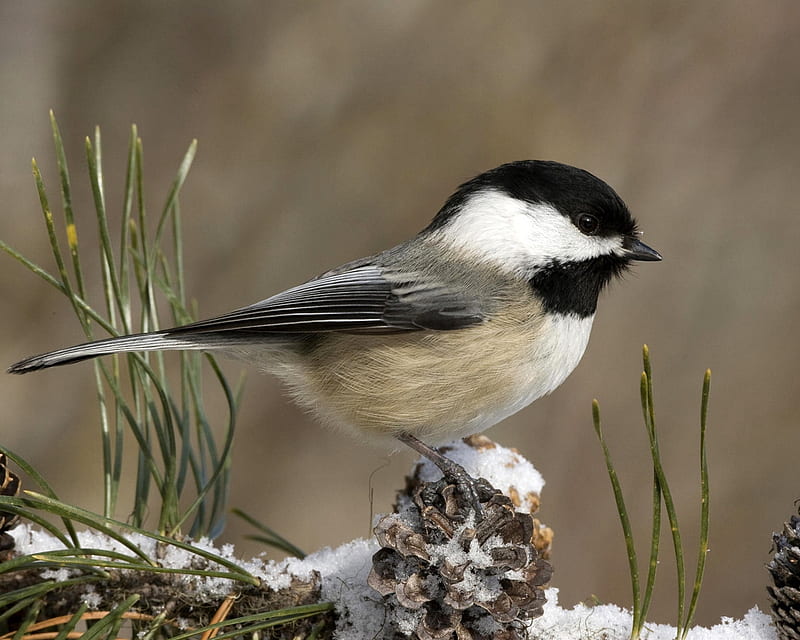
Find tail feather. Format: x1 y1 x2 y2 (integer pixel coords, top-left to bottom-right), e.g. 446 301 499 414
8 332 224 374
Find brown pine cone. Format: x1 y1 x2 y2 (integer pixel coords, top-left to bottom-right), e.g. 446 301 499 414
369 472 552 640
768 510 800 640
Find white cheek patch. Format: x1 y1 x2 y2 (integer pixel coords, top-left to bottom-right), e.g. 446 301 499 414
434 189 622 274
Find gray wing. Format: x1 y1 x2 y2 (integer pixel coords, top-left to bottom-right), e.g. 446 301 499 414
168 264 486 337
8 263 488 374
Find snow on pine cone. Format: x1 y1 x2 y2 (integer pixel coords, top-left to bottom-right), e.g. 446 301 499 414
368 473 552 640
768 510 800 640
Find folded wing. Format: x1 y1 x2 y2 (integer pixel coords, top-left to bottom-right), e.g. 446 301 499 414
169 264 486 335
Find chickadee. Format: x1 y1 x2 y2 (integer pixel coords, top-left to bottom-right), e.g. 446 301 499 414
9 160 660 486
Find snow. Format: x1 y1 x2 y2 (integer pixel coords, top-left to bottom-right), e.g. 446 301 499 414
529 590 777 640
7 439 780 640
280 539 385 640
414 437 545 513
82 585 103 610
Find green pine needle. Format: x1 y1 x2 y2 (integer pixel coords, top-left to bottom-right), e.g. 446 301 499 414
0 115 314 640
7 114 239 537
593 346 711 639
232 507 307 559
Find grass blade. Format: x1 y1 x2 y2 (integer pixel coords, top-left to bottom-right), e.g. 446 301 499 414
592 399 641 636
641 346 686 636
20 490 257 583
53 602 90 640
232 507 306 559
85 129 121 519
0 446 79 546
680 369 712 639
79 594 140 640
637 370 661 632
167 603 335 640
50 110 87 304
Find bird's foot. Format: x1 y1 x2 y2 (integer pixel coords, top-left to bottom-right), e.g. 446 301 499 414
396 432 492 517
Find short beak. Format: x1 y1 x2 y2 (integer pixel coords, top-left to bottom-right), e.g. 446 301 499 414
623 235 662 261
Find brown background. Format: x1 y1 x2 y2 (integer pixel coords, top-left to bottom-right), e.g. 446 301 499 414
2 1 799 627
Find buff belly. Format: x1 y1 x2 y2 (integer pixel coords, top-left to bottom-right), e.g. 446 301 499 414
268 308 594 447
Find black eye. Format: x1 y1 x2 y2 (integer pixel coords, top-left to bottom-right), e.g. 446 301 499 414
577 213 600 235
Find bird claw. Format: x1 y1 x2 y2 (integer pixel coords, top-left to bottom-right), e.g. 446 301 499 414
396 432 493 519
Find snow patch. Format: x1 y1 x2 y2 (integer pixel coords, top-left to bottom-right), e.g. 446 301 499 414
6 440 779 640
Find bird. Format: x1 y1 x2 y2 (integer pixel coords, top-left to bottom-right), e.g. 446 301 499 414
8 160 660 496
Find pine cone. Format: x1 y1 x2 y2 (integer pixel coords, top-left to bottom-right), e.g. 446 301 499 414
768 510 800 640
407 436 554 560
0 453 22 561
369 474 552 640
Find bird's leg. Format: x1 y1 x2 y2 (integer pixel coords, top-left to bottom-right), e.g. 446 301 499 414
396 432 490 516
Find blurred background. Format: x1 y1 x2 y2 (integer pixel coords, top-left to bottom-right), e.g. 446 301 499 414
1 0 799 627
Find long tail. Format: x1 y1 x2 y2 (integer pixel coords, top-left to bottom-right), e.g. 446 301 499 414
8 331 235 374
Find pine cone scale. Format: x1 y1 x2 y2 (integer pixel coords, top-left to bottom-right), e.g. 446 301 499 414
368 438 553 640
769 513 800 640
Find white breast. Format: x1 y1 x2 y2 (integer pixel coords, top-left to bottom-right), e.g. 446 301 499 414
463 311 594 435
